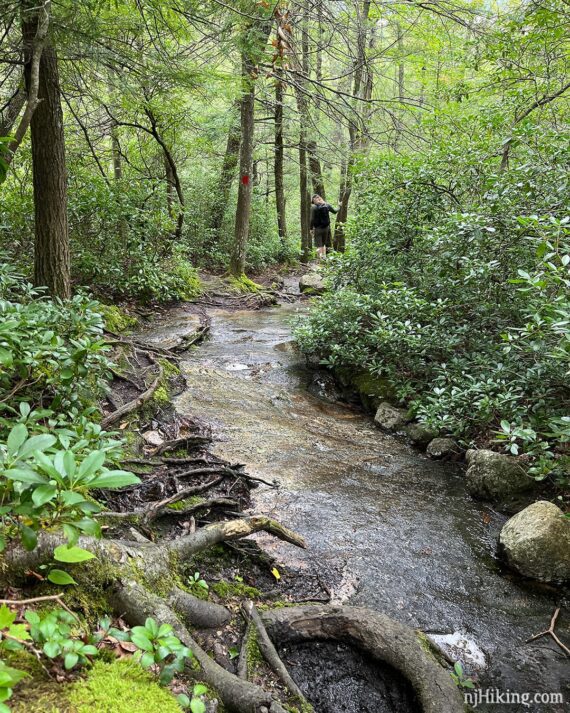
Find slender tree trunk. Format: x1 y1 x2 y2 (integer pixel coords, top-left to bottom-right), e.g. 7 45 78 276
296 1 311 263
22 1 70 299
0 85 26 138
212 102 241 239
333 0 371 253
165 152 175 218
229 54 256 277
274 74 287 249
111 124 122 181
307 141 325 199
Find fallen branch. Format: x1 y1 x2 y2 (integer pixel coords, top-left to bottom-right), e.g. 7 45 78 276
141 477 225 524
242 600 311 707
526 607 569 657
237 621 253 680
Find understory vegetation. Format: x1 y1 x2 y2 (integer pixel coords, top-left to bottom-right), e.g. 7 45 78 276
295 1 570 484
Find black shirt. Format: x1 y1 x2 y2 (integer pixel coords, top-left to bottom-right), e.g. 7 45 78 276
310 203 338 229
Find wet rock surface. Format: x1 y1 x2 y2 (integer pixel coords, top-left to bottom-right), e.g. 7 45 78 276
278 640 418 713
426 437 460 459
148 301 570 712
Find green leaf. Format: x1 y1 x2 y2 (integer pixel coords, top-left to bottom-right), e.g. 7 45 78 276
7 424 28 456
18 434 57 459
3 468 48 485
20 525 37 551
190 699 206 713
78 451 106 478
87 470 140 489
177 694 191 708
43 641 60 658
53 545 96 563
47 569 78 586
0 346 13 367
32 484 57 507
193 685 207 697
75 518 101 538
64 652 79 670
130 633 153 652
0 605 16 630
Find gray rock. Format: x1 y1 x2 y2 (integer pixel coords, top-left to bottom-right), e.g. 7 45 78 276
299 273 325 294
465 449 533 500
374 402 407 432
499 501 570 582
405 422 437 449
142 430 164 446
426 437 459 459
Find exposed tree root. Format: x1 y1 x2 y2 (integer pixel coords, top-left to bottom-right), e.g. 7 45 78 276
242 600 312 709
262 605 466 713
102 354 162 428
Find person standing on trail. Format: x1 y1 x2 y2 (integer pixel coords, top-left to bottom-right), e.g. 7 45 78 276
310 194 340 260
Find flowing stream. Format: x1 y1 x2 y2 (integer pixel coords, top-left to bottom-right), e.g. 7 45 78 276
147 298 568 712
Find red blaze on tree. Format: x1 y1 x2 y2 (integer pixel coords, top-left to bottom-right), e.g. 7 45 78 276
241 174 249 185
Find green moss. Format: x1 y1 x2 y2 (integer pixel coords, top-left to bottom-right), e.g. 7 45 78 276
245 628 263 673
153 385 170 405
99 305 138 334
158 358 181 379
211 579 262 601
7 649 72 712
68 659 183 713
166 496 204 511
350 371 396 401
227 274 264 294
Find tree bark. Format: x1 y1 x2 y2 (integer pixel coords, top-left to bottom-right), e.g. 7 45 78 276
333 0 371 253
212 101 241 240
296 1 311 263
229 52 256 277
274 74 287 251
22 0 70 299
307 141 325 199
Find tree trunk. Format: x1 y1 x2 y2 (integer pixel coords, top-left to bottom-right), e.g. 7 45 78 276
22 1 70 299
296 1 311 263
274 74 287 250
229 54 256 277
333 0 371 253
212 102 241 240
307 141 325 199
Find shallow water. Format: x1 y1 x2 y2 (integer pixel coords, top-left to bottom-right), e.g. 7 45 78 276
157 301 568 712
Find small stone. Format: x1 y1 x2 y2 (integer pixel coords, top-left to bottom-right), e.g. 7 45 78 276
299 273 325 294
426 437 459 459
405 422 437 449
465 449 533 500
142 429 163 446
374 402 408 431
499 501 570 582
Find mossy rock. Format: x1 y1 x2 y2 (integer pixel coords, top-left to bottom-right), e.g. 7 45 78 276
349 372 397 412
99 305 138 334
227 274 264 294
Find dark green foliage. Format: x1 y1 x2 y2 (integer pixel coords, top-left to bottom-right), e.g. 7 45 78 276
296 138 569 481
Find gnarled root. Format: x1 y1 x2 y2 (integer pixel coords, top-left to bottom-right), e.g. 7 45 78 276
261 605 466 713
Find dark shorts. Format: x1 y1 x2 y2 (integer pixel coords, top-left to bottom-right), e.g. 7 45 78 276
313 226 331 248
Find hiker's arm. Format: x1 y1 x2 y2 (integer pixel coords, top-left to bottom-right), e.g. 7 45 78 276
328 204 339 214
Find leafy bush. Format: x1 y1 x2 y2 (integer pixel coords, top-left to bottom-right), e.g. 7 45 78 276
296 139 569 482
0 265 139 550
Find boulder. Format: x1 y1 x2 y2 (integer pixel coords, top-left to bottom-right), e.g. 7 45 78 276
499 501 570 582
406 422 438 449
426 437 459 459
299 273 325 295
465 449 533 500
374 402 408 432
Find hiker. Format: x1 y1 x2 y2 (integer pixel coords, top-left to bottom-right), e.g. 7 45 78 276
310 194 340 259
